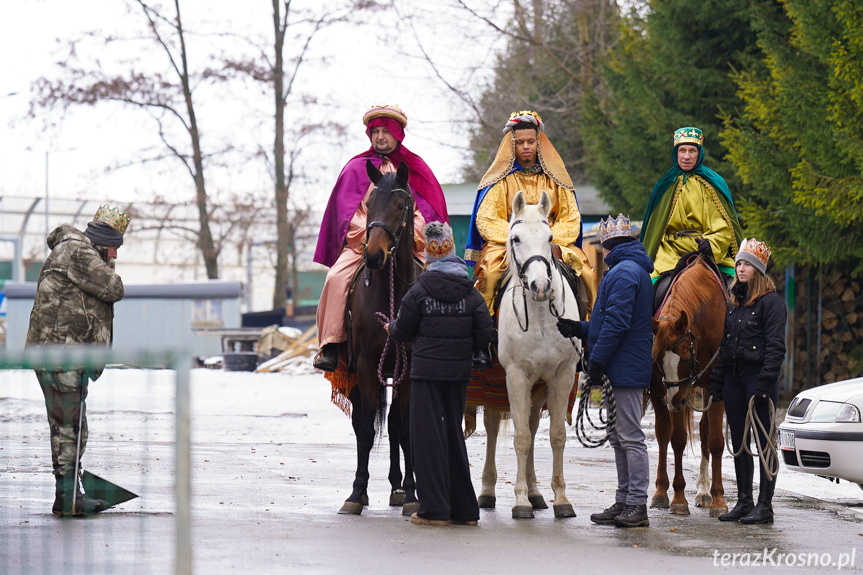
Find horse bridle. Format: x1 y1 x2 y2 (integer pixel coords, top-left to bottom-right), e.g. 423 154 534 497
362 186 415 286
656 316 722 389
657 324 700 388
363 186 413 255
508 219 567 332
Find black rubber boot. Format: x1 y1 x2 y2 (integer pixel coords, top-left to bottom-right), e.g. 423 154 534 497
719 455 754 521
471 349 492 371
313 344 340 372
613 504 649 527
590 501 625 525
741 463 775 525
53 473 107 517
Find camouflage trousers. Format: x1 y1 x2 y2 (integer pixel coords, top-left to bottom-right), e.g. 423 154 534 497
36 370 89 477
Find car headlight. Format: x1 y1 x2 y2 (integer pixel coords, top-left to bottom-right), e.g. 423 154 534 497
809 400 844 422
835 403 861 423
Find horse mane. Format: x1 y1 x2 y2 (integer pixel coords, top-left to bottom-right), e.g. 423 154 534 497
653 259 719 362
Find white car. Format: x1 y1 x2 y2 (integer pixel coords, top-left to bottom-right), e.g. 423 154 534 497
778 377 863 488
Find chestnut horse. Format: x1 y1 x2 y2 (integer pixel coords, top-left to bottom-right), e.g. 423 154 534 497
338 160 419 516
649 256 728 517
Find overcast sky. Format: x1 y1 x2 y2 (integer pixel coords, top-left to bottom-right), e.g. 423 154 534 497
0 0 503 208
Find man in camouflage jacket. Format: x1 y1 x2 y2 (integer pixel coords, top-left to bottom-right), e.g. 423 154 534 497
26 206 128 517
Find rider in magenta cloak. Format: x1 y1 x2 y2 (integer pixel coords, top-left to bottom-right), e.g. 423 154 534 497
313 117 449 268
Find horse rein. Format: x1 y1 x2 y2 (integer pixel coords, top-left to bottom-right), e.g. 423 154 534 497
362 185 415 388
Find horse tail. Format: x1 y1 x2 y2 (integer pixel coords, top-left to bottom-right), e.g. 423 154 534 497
374 384 387 439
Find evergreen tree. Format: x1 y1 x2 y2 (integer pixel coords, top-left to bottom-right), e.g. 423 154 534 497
721 0 863 273
583 0 761 216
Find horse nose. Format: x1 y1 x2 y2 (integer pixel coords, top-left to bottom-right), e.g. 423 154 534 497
365 249 386 270
530 279 551 301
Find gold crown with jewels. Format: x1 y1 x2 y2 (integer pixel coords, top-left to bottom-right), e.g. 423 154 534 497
93 204 130 235
599 213 632 243
674 126 703 147
738 238 771 268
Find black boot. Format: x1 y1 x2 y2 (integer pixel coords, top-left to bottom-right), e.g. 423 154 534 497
590 501 625 525
613 504 649 527
313 343 340 372
471 348 492 371
53 473 107 517
741 463 776 524
718 455 754 521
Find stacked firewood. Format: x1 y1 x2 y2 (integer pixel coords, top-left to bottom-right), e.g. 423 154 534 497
785 266 863 392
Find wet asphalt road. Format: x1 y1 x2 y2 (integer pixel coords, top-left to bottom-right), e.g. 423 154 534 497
2 369 862 574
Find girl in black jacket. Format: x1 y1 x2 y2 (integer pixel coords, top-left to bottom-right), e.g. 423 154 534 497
709 238 787 524
386 222 493 526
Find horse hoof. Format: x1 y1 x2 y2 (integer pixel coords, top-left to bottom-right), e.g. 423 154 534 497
362 493 369 506
529 494 548 510
553 503 576 518
709 505 728 518
650 496 670 509
694 494 712 508
478 495 496 509
402 501 420 516
389 490 406 507
512 506 534 519
338 501 363 515
670 503 690 515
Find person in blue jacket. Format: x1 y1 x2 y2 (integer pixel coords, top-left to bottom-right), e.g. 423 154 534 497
556 214 654 528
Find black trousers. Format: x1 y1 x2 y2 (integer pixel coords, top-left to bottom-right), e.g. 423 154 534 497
723 372 778 454
410 378 479 522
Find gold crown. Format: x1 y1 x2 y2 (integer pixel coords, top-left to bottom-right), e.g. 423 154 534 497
674 126 703 147
362 104 407 127
93 204 130 235
599 213 632 243
738 237 771 268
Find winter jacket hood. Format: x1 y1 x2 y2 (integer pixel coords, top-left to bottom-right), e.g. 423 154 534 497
604 239 654 275
418 268 476 304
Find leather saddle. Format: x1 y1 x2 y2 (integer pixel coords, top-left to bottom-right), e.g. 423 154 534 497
653 251 732 315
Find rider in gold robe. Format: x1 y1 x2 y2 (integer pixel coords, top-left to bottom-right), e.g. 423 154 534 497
465 110 596 316
641 127 743 283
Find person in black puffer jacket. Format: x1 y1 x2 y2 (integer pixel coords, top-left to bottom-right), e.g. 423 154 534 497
709 238 787 525
386 222 493 527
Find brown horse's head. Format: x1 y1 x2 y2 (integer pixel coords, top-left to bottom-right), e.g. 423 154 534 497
654 309 696 412
652 258 726 412
363 160 412 271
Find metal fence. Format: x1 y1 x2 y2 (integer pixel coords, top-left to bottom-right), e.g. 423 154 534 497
0 348 191 575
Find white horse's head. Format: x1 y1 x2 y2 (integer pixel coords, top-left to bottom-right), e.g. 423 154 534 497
508 190 554 301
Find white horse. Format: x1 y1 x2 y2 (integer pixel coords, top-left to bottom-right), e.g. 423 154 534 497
479 190 582 519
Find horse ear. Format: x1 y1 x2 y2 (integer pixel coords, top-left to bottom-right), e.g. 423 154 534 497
675 309 688 331
538 190 552 218
512 190 526 217
652 317 660 335
366 159 381 185
396 162 409 188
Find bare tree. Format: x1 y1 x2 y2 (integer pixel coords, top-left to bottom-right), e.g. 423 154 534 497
214 0 378 309
30 0 222 278
397 0 620 182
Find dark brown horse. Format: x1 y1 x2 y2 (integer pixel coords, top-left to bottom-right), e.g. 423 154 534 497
649 256 728 517
338 160 420 516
